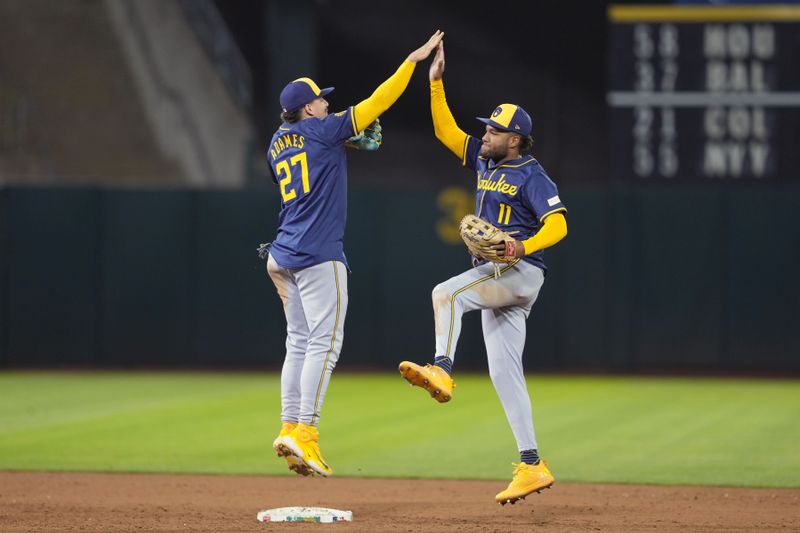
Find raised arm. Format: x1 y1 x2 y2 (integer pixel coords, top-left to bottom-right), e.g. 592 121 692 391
429 42 469 160
352 30 444 131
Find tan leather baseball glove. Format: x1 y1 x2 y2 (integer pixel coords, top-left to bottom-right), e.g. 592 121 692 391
459 214 518 264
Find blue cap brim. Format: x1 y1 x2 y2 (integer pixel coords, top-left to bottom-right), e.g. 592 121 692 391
320 87 335 97
476 116 515 133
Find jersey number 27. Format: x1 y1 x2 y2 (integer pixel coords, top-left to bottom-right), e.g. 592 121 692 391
276 152 310 203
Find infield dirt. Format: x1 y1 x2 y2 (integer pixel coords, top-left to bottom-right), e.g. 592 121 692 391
1 472 798 532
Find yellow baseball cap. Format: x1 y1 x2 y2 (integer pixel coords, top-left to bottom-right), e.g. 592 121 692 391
476 103 532 136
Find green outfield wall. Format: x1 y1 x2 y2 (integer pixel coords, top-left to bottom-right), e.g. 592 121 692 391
0 184 797 371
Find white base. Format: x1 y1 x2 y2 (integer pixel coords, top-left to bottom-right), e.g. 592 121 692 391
257 506 353 523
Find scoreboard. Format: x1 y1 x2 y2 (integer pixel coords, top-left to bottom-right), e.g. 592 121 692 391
608 5 800 180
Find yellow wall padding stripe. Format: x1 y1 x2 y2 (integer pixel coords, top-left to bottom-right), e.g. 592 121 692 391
444 259 521 356
609 5 800 22
312 261 341 425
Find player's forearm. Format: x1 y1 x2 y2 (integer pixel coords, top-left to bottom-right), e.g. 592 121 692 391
522 213 567 255
430 79 469 160
352 60 416 132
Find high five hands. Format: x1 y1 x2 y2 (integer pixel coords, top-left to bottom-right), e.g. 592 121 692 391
407 30 445 64
429 41 445 81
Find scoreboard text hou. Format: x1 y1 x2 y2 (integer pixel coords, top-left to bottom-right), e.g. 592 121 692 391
608 5 800 181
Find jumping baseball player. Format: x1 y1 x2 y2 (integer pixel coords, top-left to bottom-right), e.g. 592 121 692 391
263 30 445 478
399 41 568 504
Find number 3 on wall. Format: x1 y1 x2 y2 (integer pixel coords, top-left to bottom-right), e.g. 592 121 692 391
276 152 310 202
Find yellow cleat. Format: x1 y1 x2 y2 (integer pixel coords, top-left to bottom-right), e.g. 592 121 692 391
495 462 554 505
279 423 333 477
398 361 455 403
273 422 313 477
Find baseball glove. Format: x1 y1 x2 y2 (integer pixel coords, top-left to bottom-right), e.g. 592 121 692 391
459 214 518 265
345 118 382 150
256 242 271 260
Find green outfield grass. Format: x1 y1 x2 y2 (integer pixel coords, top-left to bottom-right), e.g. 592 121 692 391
0 371 798 487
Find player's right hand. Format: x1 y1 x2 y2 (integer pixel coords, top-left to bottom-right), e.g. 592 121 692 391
429 41 445 81
407 30 444 63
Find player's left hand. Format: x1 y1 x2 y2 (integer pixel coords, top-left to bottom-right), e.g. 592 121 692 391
492 240 525 259
345 119 382 150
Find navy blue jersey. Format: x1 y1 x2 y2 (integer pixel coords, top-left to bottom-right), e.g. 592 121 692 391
464 136 567 271
267 107 358 270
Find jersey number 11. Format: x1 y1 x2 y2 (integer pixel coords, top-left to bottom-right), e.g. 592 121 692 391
498 203 512 225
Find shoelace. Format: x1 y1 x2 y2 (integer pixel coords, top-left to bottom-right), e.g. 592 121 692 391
511 460 548 476
510 463 527 476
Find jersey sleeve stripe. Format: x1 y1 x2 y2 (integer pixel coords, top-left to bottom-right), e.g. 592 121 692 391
350 106 359 135
539 207 567 222
460 135 470 166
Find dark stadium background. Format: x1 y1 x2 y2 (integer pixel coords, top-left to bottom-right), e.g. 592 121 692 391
214 0 617 185
1 0 797 373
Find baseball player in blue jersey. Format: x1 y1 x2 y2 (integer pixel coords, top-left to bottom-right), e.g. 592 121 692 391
264 30 445 478
399 41 569 504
